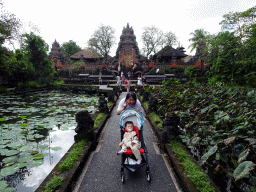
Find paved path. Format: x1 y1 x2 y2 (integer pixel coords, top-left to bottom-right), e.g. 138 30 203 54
73 92 181 192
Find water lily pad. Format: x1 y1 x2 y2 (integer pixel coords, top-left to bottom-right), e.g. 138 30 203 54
39 144 49 150
18 155 33 163
0 144 6 149
31 150 39 155
34 134 44 139
0 117 6 121
2 187 16 192
6 141 23 149
0 180 8 190
0 165 19 176
33 153 44 160
3 156 18 164
51 146 62 151
0 149 19 156
20 145 34 152
15 162 27 169
26 160 44 168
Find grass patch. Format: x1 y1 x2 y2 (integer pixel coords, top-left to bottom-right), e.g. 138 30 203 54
169 140 215 192
58 139 87 172
107 101 113 107
43 175 63 192
93 113 106 129
150 111 163 130
143 101 149 109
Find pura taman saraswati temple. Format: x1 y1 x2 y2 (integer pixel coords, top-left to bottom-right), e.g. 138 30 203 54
50 23 208 75
114 23 145 75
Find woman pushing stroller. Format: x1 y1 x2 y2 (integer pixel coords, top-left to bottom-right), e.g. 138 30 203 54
116 92 142 115
117 121 142 164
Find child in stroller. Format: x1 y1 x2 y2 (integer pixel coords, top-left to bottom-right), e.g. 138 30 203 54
118 108 151 183
117 121 142 164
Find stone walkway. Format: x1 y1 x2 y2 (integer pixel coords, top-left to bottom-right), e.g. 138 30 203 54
73 92 182 192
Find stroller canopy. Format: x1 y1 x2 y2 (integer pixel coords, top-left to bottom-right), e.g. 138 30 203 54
119 109 144 130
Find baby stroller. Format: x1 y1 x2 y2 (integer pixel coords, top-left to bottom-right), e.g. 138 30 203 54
119 109 151 183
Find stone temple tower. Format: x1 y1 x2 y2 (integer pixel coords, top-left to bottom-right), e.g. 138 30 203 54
115 23 142 73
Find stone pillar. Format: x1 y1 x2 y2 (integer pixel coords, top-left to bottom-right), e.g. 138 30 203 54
162 112 181 143
142 91 150 102
98 96 109 113
75 110 95 142
148 95 158 112
107 91 115 102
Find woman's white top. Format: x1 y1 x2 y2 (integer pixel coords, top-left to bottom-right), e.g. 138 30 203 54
137 77 142 85
117 98 142 113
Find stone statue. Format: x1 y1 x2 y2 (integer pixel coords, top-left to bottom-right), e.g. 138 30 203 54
75 110 95 142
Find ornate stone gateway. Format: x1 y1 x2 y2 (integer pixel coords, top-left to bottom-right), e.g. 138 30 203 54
115 23 144 75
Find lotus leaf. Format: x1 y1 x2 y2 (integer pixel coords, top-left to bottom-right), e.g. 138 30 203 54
31 150 39 155
21 130 28 134
18 154 34 163
0 165 19 176
26 160 44 168
51 146 62 151
238 149 250 163
0 117 6 121
0 149 19 156
233 161 255 181
38 144 49 150
33 153 44 160
34 134 44 139
20 123 28 127
15 162 27 169
20 116 27 119
3 156 18 164
6 141 23 149
20 145 34 152
0 180 8 190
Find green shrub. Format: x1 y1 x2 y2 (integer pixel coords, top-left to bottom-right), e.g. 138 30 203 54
93 113 105 129
58 139 87 172
28 80 39 88
169 140 215 192
0 85 7 93
43 175 63 192
150 111 163 130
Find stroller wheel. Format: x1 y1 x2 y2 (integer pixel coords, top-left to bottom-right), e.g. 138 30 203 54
146 171 151 182
121 172 125 183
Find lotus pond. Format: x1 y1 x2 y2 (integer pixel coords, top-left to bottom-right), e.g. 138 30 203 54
0 90 99 192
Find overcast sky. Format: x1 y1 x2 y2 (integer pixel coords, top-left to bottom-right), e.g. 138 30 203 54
2 0 256 56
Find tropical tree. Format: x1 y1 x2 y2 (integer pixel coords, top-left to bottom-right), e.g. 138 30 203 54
7 49 35 83
141 26 164 59
164 31 177 47
61 40 82 58
22 32 54 84
188 28 209 53
0 3 21 80
87 23 116 62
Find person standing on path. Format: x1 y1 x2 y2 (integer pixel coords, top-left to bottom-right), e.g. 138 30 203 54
116 92 142 115
116 75 121 90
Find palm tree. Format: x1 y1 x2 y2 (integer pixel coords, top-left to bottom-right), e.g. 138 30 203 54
188 29 209 53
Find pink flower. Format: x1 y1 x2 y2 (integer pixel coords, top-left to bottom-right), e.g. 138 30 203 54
233 102 236 105
195 91 198 93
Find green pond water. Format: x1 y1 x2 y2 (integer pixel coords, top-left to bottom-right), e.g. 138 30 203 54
0 90 99 192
